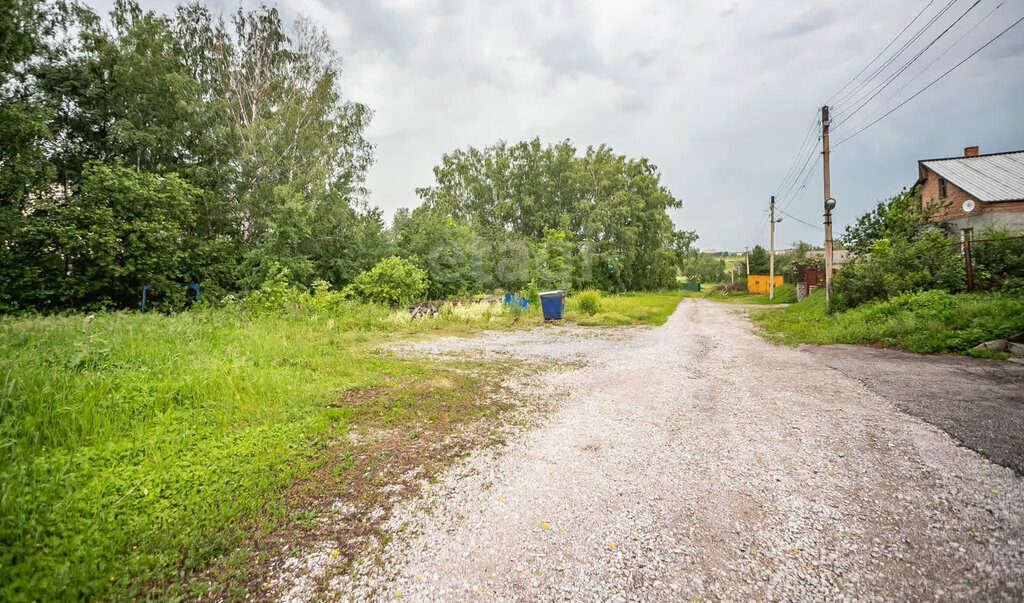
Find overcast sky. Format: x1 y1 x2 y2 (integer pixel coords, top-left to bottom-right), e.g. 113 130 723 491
101 0 1024 251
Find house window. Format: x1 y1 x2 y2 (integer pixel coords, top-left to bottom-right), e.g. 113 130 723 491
938 178 947 199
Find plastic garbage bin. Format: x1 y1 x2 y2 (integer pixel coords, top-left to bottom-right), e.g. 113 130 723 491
503 293 529 309
539 290 566 320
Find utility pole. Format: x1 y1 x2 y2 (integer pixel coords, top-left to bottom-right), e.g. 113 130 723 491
745 246 750 276
963 230 974 292
822 105 835 313
769 196 776 300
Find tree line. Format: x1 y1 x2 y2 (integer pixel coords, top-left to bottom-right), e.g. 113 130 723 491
0 0 694 312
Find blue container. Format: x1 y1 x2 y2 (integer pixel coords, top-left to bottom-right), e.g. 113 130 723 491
539 290 566 320
503 293 530 309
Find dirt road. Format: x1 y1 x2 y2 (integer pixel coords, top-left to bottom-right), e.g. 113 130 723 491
336 298 1024 600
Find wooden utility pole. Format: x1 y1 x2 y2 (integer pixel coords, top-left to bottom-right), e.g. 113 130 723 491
822 105 834 313
769 196 776 300
963 231 974 292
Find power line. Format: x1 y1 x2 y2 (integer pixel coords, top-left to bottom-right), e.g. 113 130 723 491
833 0 984 131
833 14 1023 148
778 145 822 212
775 133 820 205
778 208 825 230
772 111 820 198
845 0 1006 134
826 0 938 105
831 0 959 111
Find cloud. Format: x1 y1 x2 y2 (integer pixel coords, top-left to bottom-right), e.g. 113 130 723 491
96 0 1024 250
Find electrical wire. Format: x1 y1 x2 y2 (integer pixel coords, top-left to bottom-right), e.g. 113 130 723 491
833 0 984 131
772 111 820 198
778 208 825 230
778 144 822 212
833 14 1023 148
831 0 959 112
826 0 938 105
842 0 1005 134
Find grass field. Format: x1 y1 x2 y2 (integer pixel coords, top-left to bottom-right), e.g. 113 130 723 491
750 289 1024 355
0 291 681 599
679 282 797 305
564 290 683 326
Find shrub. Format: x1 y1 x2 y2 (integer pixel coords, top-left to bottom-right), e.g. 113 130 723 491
972 226 1024 292
834 229 963 309
245 264 296 315
754 288 1024 354
576 290 602 316
519 279 540 305
345 256 428 306
299 279 351 314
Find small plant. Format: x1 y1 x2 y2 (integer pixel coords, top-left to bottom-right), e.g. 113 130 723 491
245 263 296 315
345 256 428 306
519 279 540 305
576 290 602 316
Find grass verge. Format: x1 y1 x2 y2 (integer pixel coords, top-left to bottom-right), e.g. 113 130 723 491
679 282 796 305
0 291 678 599
0 307 529 600
564 291 683 326
750 288 1024 355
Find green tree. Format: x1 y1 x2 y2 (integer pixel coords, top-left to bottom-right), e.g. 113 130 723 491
0 163 199 311
416 138 683 292
346 256 428 305
971 226 1024 292
839 188 934 254
747 245 770 274
834 229 963 308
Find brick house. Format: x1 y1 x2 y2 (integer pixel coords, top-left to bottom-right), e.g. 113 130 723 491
913 146 1024 233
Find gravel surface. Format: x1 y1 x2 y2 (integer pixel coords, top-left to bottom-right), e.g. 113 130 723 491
800 343 1024 475
330 298 1024 600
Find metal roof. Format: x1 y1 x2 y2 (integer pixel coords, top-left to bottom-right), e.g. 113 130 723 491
921 151 1024 203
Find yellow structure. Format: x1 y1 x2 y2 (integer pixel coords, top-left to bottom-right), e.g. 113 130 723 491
747 274 783 294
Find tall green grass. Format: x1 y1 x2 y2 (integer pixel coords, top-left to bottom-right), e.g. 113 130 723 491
0 293 683 598
752 289 1024 354
565 291 683 326
0 305 507 600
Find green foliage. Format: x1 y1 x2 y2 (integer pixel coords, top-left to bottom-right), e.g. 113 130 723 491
747 245 770 274
679 253 726 283
754 289 1024 354
244 263 297 316
346 256 428 306
834 229 963 309
839 188 928 254
971 226 1024 292
0 305 516 600
565 291 682 326
393 209 485 299
0 0 382 311
519 279 540 305
575 290 602 316
414 138 683 293
1 163 199 311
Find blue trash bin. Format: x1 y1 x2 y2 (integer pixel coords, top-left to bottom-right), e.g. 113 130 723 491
539 290 566 320
503 293 530 309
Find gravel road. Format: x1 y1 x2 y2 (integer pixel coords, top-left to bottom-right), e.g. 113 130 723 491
336 298 1024 600
800 343 1024 475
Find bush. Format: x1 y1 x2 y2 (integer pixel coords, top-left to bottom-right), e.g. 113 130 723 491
576 290 602 316
519 279 540 305
345 256 428 306
245 264 296 315
972 226 1024 292
754 288 1024 354
834 229 963 309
